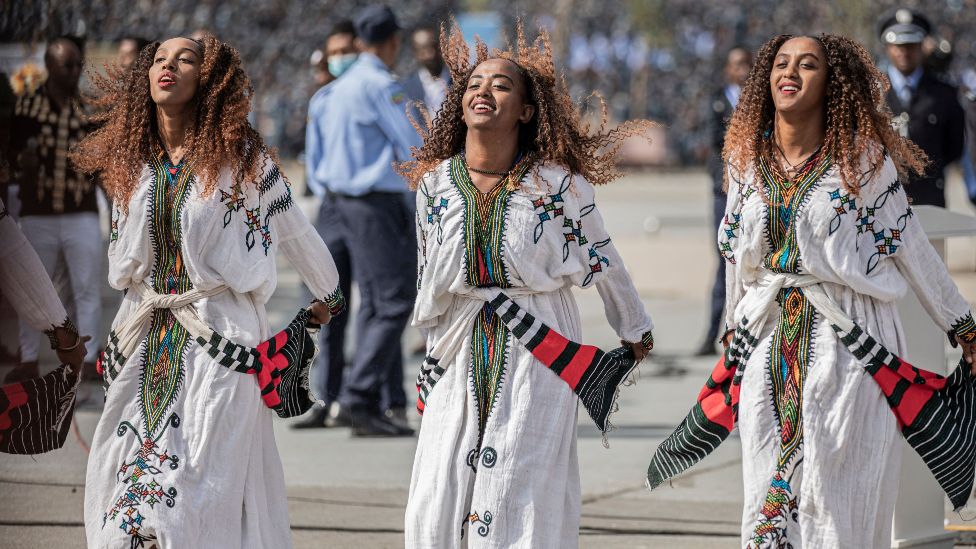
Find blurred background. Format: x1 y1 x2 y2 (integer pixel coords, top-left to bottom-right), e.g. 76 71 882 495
3 0 976 165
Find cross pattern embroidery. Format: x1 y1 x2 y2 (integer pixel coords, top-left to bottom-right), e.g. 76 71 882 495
425 193 449 244
581 238 612 286
826 181 912 274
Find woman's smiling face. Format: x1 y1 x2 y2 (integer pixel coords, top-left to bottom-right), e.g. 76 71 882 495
462 58 535 132
769 36 828 116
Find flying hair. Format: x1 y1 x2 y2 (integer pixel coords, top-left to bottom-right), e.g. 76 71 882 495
397 19 656 190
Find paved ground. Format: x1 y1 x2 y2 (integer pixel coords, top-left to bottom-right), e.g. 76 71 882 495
2 166 975 548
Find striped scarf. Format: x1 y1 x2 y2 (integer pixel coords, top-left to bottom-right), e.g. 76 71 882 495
647 279 976 511
417 292 640 440
0 363 81 454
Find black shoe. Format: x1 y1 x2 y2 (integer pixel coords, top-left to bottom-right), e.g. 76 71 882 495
384 407 412 431
324 402 352 428
350 411 415 437
291 403 330 429
693 341 718 357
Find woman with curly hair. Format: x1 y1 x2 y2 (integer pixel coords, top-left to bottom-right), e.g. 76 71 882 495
647 35 976 547
71 37 344 547
401 24 655 547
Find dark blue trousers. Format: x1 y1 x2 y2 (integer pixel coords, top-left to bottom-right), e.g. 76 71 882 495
308 194 352 408
333 191 414 414
705 190 727 344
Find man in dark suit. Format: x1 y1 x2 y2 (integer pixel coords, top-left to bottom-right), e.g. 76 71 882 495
696 46 751 356
402 25 451 123
881 8 964 207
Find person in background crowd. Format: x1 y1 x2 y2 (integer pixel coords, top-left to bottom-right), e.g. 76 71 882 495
295 18 361 430
402 24 452 122
696 45 751 356
117 36 151 71
314 5 422 437
965 87 976 206
7 37 100 383
881 8 964 207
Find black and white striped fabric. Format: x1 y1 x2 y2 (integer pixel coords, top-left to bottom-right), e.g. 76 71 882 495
833 323 976 511
199 308 319 419
415 291 641 437
0 363 81 454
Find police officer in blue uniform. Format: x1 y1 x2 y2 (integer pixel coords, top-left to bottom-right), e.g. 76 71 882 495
296 20 359 430
880 8 965 207
313 5 422 437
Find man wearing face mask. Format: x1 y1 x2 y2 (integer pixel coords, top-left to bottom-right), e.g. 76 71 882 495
298 19 360 430
302 7 421 437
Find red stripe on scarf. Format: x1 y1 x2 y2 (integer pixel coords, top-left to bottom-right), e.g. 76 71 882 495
870 364 942 429
559 344 598 389
530 329 570 366
697 356 737 432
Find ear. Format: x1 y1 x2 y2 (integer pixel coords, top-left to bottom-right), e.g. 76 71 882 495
519 104 535 124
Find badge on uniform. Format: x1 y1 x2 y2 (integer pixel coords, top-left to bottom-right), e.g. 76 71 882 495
392 92 405 105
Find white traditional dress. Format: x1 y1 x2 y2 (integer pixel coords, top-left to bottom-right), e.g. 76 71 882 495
404 155 654 549
84 152 343 548
716 150 975 548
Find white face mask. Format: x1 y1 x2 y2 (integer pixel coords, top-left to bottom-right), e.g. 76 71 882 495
327 53 359 77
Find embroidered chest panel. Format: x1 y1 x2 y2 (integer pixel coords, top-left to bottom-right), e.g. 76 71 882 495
142 155 194 437
449 154 529 288
759 151 832 274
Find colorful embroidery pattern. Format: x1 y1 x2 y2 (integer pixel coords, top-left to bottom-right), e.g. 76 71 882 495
827 181 912 274
449 153 531 288
141 154 194 437
581 238 612 286
422 185 450 245
470 302 509 448
530 175 595 262
467 509 493 537
102 413 181 545
718 186 755 264
749 472 799 548
322 287 346 317
759 149 832 273
219 163 293 256
749 289 815 548
952 314 976 344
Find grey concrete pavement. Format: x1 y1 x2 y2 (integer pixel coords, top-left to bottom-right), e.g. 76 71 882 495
2 166 975 548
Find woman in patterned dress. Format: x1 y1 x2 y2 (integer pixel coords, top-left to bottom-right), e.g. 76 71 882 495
652 34 976 549
70 37 343 548
399 24 656 548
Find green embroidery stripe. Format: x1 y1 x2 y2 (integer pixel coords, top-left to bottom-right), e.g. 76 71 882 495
758 151 832 273
449 154 530 288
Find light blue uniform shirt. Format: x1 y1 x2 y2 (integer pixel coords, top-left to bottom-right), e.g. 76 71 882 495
306 53 422 196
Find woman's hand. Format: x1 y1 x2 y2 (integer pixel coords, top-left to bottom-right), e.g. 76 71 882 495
624 340 650 363
957 335 976 375
54 328 90 369
309 301 333 325
720 329 735 351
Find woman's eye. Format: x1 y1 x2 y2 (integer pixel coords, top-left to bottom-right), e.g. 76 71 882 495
775 63 787 69
801 63 815 70
154 57 165 63
179 57 193 64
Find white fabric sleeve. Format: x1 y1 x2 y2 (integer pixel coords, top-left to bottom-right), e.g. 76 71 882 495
0 199 69 332
263 159 344 315
575 177 654 345
719 168 746 334
885 178 974 337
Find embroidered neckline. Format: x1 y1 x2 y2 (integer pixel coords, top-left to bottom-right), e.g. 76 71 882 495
758 149 832 273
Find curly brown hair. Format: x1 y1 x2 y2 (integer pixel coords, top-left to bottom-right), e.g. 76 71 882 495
70 36 273 209
723 34 927 194
397 21 654 189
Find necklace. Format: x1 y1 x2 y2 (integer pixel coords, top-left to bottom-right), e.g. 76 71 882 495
772 139 822 179
466 164 510 177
